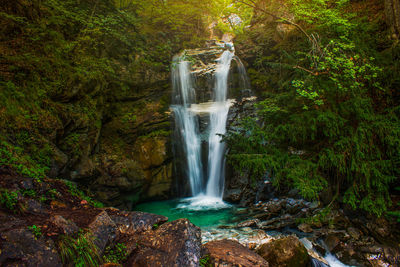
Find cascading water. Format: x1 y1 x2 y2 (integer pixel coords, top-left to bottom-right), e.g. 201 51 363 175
205 51 234 198
171 56 204 196
172 44 249 207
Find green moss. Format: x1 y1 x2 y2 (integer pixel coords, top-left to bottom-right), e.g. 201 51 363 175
60 133 82 159
0 188 19 211
143 129 171 138
20 189 36 197
0 140 48 182
103 243 128 264
28 225 42 239
63 180 104 208
200 255 212 267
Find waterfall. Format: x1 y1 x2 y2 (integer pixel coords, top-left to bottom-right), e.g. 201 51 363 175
171 56 204 196
205 51 234 198
172 45 248 203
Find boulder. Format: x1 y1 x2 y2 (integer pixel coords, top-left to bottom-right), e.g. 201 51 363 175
127 218 201 267
202 239 269 267
50 215 79 235
324 234 341 252
238 218 260 228
0 212 26 232
0 228 61 266
24 199 49 215
347 227 361 240
257 235 310 267
88 210 118 253
298 223 313 233
109 210 168 235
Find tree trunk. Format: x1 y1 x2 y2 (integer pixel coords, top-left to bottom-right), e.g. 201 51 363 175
385 0 400 39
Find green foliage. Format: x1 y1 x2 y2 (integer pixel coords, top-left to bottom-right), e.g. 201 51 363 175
58 231 101 267
200 254 212 267
20 189 37 197
60 133 82 160
0 140 47 182
121 112 137 124
47 188 59 200
103 243 128 264
39 195 48 203
0 188 19 211
228 0 400 216
143 129 171 138
64 180 104 208
1 0 213 185
297 206 334 227
28 225 42 239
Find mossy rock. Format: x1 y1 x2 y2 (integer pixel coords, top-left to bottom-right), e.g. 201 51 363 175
257 236 310 267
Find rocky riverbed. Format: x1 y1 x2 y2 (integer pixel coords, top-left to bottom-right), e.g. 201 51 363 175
202 196 400 267
1 166 399 266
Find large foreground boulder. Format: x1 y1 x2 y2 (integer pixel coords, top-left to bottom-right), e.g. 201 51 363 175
0 228 61 267
127 218 201 267
256 235 310 267
203 239 269 267
88 210 118 253
108 209 168 235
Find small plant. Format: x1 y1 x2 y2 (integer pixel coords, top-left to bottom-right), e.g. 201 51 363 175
103 243 128 263
200 254 211 267
0 188 18 211
20 189 36 197
0 141 47 182
39 195 47 203
46 188 59 199
152 223 159 229
58 230 101 267
28 225 42 239
63 180 104 208
298 206 332 227
121 112 137 124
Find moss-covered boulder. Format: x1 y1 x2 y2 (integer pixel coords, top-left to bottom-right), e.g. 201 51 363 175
256 236 310 267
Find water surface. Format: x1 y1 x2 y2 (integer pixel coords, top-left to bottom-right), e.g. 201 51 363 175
135 196 236 227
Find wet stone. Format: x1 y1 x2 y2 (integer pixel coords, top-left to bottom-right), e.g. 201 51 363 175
50 215 79 235
238 218 260 228
109 209 168 235
203 239 269 267
0 228 61 266
128 219 201 267
88 210 118 253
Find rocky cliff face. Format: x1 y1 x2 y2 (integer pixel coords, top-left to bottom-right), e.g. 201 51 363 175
0 0 187 209
54 79 174 209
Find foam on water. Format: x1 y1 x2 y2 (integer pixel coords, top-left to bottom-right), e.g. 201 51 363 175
324 253 351 267
176 195 231 211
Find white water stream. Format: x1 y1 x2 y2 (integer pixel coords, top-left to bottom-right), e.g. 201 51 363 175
172 46 247 203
